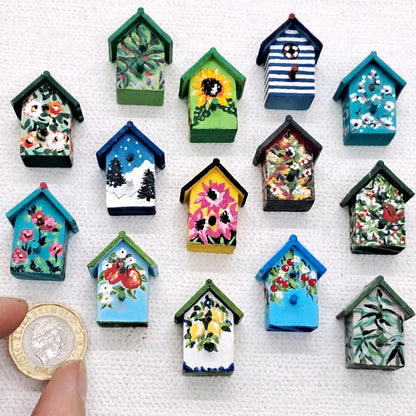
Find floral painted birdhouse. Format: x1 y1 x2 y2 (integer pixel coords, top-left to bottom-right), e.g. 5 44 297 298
180 158 248 253
333 52 406 145
178 47 246 142
11 71 84 167
6 182 79 281
87 231 158 326
253 115 322 211
108 7 173 106
96 121 165 215
256 13 322 110
336 276 414 370
174 279 243 375
340 161 414 254
255 235 326 331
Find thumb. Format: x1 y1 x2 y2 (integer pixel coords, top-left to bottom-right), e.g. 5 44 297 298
32 360 87 416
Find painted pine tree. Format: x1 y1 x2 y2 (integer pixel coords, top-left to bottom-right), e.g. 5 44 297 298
106 157 126 188
137 168 155 201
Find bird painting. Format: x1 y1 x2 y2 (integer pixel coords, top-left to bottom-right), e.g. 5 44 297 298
382 203 404 223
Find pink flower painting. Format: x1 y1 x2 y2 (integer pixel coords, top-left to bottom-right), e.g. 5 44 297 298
12 248 27 264
195 180 235 214
19 229 34 243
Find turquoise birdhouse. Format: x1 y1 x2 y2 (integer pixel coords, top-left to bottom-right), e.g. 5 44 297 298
255 235 326 332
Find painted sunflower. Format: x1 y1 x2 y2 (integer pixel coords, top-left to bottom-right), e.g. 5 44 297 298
191 68 233 107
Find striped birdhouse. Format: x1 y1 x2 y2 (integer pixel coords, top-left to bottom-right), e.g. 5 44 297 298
256 13 322 110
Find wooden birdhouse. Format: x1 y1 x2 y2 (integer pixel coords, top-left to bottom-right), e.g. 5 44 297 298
11 71 84 167
180 158 248 253
255 234 326 331
256 13 322 110
178 47 246 142
96 121 165 215
108 7 173 106
87 231 158 326
336 276 414 370
174 279 243 375
6 182 79 281
333 52 406 145
253 115 322 211
340 161 414 254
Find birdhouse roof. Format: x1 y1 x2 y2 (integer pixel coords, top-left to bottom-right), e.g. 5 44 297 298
336 275 415 321
333 51 406 102
108 7 173 63
96 121 165 170
87 231 158 278
11 71 84 122
174 279 244 324
6 182 78 233
340 160 414 208
253 115 322 166
255 234 326 281
178 47 246 100
256 13 323 66
179 158 248 207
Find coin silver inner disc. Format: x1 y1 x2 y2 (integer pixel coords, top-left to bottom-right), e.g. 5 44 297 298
22 315 75 368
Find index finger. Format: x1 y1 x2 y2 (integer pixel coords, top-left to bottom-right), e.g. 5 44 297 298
0 298 28 338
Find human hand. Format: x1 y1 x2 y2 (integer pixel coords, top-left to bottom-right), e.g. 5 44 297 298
0 297 87 416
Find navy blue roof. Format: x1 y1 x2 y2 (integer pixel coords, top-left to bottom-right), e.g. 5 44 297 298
96 121 165 171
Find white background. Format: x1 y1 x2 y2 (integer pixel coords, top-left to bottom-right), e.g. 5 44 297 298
0 0 416 414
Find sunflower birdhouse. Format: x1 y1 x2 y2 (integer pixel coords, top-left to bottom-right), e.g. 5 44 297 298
179 48 246 142
180 158 248 253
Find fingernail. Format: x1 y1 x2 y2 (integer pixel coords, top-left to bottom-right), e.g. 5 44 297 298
78 360 87 402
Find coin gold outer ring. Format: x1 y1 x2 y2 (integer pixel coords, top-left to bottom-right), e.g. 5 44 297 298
9 303 88 381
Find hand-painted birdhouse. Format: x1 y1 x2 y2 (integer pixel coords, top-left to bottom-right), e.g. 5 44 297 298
6 182 79 281
11 71 84 167
178 47 246 142
340 161 414 254
174 279 243 375
256 13 322 110
253 115 322 211
180 158 248 253
336 276 414 370
333 52 406 145
255 235 326 331
108 7 173 106
87 231 158 326
96 121 165 215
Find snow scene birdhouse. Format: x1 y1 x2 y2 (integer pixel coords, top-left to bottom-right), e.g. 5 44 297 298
178 47 246 142
336 276 414 370
256 13 323 110
255 235 326 332
6 182 79 281
253 115 322 211
87 231 158 326
11 71 84 167
179 158 248 253
333 51 406 146
96 121 165 215
174 279 243 375
340 161 414 255
108 7 173 106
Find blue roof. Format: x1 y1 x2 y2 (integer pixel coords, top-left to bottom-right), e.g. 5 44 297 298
96 121 165 171
6 182 78 233
256 13 323 66
255 234 326 281
333 51 407 101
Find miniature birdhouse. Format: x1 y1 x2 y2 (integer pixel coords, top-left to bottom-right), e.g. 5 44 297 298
255 235 326 331
340 161 414 254
336 276 414 370
108 7 173 106
256 13 322 110
6 182 79 281
333 52 406 145
96 121 165 215
178 47 246 142
11 71 84 167
180 158 248 253
87 231 158 326
174 279 243 375
253 115 322 211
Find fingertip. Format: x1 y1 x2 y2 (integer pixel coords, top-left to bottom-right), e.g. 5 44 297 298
0 297 28 338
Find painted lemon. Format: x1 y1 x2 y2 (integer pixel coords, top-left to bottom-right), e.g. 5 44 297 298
207 320 221 335
190 321 205 341
211 307 225 323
